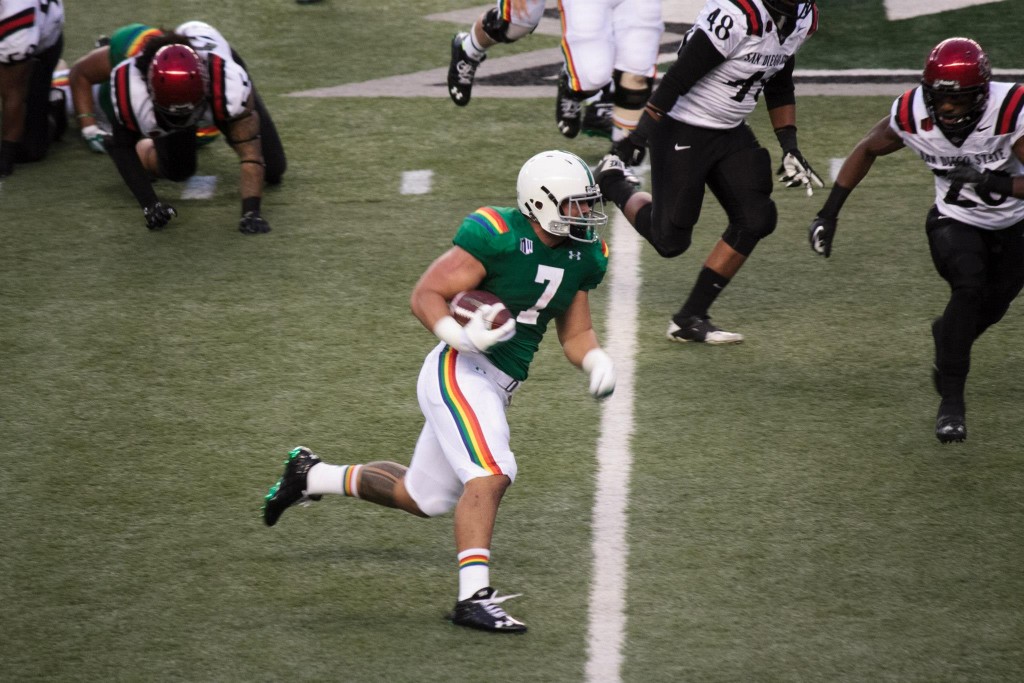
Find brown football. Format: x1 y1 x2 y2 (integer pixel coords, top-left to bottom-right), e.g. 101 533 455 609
449 290 514 329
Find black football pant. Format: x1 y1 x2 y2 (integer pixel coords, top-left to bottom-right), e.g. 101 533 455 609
926 207 1024 392
642 118 775 258
154 90 286 183
14 34 63 162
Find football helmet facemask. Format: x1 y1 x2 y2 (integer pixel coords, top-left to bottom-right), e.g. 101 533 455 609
148 44 207 129
762 0 815 21
517 150 607 243
921 37 991 135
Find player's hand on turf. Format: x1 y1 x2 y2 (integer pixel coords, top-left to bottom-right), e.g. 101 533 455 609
778 151 824 196
81 125 110 154
582 348 616 399
238 211 271 234
143 202 177 230
464 305 516 353
808 214 837 258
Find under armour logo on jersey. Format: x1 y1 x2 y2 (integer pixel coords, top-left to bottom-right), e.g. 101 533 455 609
568 250 581 260
520 238 533 255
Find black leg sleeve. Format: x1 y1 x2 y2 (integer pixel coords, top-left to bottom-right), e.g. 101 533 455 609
254 89 286 184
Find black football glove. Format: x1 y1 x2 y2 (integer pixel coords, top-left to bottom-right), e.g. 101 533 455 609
613 109 661 166
612 134 646 167
238 211 271 235
143 202 177 230
808 215 837 258
945 165 1014 196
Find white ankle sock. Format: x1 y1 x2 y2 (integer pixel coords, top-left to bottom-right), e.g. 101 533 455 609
457 547 491 600
306 463 361 496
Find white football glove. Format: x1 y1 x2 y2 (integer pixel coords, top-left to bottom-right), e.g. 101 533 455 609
779 151 824 197
433 307 516 354
81 125 110 154
582 348 615 399
464 304 516 352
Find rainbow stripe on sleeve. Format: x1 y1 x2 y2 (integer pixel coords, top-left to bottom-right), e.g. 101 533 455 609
126 28 162 58
468 207 510 236
437 347 503 476
601 239 610 258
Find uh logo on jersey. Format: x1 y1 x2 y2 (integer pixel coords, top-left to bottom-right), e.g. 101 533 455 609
520 238 533 255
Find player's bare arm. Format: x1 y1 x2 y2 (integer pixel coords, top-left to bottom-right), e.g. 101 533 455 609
226 94 265 200
410 246 488 331
768 103 796 130
556 290 600 369
835 116 905 190
68 47 112 126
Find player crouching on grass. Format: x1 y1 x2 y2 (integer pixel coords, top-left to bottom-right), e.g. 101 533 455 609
262 150 616 633
105 21 286 234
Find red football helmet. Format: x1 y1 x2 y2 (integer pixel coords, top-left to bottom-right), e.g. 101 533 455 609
762 0 815 20
148 44 206 128
921 37 991 135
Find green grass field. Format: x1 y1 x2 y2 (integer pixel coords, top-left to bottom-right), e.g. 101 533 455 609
3 1 1024 681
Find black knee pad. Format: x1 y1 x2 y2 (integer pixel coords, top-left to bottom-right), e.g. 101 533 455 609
612 70 653 109
723 200 777 256
646 209 692 257
482 7 514 43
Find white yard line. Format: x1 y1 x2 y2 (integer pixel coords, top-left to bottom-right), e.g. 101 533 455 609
400 170 433 195
884 0 1005 21
585 206 642 683
180 175 218 200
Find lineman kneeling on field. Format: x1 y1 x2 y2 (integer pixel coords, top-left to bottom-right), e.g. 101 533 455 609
105 21 286 234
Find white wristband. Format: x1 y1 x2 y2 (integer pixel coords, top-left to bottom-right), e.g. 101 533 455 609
432 315 476 353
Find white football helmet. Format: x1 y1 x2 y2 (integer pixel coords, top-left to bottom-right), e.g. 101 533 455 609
516 150 607 243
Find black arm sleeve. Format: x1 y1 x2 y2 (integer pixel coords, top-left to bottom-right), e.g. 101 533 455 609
106 124 159 208
764 56 796 110
647 29 726 113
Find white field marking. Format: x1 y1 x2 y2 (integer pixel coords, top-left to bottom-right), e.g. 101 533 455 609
180 175 218 200
585 199 642 683
400 170 433 195
830 158 845 184
885 0 1004 20
427 0 703 33
287 63 1024 101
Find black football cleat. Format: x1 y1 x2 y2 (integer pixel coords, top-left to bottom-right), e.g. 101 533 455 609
447 32 484 107
667 316 744 345
555 72 582 138
581 98 613 138
449 587 527 633
262 446 322 526
935 410 967 444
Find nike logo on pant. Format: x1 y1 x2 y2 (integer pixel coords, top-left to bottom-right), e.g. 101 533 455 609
674 144 691 151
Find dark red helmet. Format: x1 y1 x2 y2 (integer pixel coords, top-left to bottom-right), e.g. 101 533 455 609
148 44 206 128
762 0 815 20
921 37 991 135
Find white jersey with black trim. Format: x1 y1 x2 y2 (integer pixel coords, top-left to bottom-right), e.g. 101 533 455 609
109 21 252 139
0 0 63 65
668 0 816 129
890 82 1024 230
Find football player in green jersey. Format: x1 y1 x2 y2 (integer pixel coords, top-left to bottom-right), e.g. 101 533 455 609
262 150 616 633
